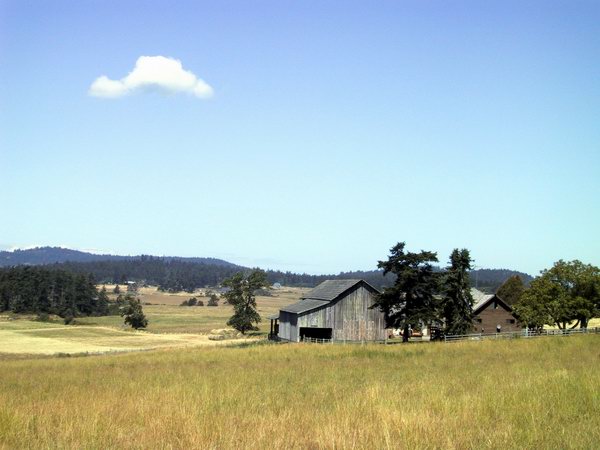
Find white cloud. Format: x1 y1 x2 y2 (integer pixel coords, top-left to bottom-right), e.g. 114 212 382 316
89 56 214 99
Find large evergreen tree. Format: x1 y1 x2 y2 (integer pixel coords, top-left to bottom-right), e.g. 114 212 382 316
373 242 439 342
441 249 474 335
96 286 110 316
223 269 268 334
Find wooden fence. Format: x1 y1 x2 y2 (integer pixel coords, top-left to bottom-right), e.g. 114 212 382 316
442 327 600 343
298 327 599 345
301 336 333 344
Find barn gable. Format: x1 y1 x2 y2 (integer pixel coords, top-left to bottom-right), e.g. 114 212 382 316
471 288 520 333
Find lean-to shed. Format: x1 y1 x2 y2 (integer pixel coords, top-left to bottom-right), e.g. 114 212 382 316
275 279 387 342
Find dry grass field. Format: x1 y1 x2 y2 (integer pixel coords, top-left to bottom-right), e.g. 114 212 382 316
72 286 307 334
76 285 308 334
0 287 307 356
0 336 598 449
0 319 237 356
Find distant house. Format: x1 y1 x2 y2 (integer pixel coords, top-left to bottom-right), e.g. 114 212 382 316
471 288 520 333
271 279 387 342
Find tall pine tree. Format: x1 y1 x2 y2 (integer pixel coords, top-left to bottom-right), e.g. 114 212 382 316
373 242 439 342
441 249 474 335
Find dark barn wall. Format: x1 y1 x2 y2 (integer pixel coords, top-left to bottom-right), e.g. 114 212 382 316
473 299 520 333
278 311 299 342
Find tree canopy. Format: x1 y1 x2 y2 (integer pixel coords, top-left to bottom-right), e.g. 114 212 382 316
121 294 148 329
0 266 105 318
514 260 600 330
223 269 269 334
373 242 439 341
441 249 474 335
496 275 525 305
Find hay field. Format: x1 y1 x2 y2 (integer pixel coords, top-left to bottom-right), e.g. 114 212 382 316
0 336 598 449
0 319 236 356
0 287 306 356
77 286 308 334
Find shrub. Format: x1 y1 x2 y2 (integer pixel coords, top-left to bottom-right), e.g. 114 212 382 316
64 314 75 325
36 312 50 322
207 294 219 307
180 297 198 307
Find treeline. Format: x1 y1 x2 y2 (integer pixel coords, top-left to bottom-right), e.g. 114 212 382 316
49 259 397 291
265 269 396 290
471 269 533 293
0 266 107 317
45 258 527 293
53 258 242 292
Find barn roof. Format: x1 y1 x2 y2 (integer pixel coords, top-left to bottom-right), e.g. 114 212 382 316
301 279 367 301
281 299 329 314
279 279 379 315
471 288 513 314
471 288 494 311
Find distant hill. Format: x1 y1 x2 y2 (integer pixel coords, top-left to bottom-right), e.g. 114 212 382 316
0 246 533 292
0 247 237 268
469 268 534 293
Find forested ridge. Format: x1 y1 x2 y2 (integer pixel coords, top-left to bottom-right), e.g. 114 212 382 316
1 247 532 293
0 247 236 268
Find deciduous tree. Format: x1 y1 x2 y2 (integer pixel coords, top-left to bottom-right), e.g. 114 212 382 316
496 275 525 305
121 294 148 329
514 260 599 330
223 269 268 334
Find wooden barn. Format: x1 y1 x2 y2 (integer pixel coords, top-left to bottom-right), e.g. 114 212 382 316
471 288 521 333
272 279 387 342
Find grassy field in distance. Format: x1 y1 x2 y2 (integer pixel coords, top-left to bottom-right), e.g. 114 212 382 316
75 285 308 334
0 286 307 356
3 284 598 356
0 335 598 448
0 319 236 356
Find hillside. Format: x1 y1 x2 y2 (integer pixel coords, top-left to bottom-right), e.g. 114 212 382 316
470 268 534 292
0 247 236 268
1 247 532 292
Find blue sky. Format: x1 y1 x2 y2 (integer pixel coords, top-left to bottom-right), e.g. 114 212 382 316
1 0 599 275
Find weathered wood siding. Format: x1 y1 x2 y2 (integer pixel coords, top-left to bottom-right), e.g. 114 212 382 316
473 298 520 333
278 311 299 342
278 284 386 342
330 284 386 341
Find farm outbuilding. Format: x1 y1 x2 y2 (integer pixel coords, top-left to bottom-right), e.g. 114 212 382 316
273 279 387 342
471 288 521 333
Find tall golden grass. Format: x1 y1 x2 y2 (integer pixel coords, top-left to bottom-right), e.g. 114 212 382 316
1 336 598 449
